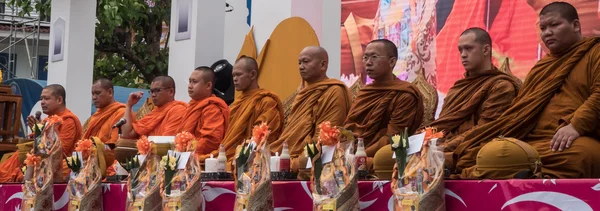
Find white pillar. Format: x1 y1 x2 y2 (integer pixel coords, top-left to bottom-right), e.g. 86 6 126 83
250 0 341 79
168 0 226 102
47 0 96 122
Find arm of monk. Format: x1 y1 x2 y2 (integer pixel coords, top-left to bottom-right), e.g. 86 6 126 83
107 109 126 144
254 96 284 143
315 85 351 128
60 118 79 155
120 105 138 139
365 93 419 156
567 67 600 135
195 104 227 154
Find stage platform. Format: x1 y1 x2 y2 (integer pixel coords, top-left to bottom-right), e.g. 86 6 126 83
1 179 599 210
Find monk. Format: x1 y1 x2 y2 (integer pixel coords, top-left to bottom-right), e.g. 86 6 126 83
121 76 187 138
83 79 126 175
0 84 82 182
428 28 521 166
452 2 600 178
208 56 284 166
344 39 424 158
271 46 352 161
181 66 230 159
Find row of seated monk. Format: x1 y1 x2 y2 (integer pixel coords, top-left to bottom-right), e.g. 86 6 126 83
1 1 599 182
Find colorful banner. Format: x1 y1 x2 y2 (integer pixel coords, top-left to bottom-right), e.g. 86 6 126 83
2 180 600 210
340 0 600 94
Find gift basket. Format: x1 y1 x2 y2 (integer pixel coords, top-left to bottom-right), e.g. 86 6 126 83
65 137 106 210
391 127 445 211
124 136 163 211
21 115 65 210
160 132 203 211
233 123 274 211
307 122 359 211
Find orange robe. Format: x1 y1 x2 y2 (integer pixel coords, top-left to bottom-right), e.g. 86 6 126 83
344 78 424 157
271 79 352 157
0 108 82 182
180 95 230 156
428 67 521 165
131 100 187 136
82 102 126 176
202 89 284 165
453 38 600 178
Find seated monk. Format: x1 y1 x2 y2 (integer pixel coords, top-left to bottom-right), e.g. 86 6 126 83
121 76 187 138
271 46 351 167
344 39 424 160
181 66 230 159
83 78 126 176
206 56 284 167
0 84 82 182
427 28 521 167
451 2 600 178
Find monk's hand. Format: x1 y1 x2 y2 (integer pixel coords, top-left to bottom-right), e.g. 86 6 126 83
551 124 580 152
127 92 144 107
27 115 36 128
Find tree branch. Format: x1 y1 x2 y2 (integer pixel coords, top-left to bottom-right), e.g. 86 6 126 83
95 43 147 72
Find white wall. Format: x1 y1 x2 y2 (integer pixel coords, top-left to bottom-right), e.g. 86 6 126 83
223 0 251 63
250 0 292 52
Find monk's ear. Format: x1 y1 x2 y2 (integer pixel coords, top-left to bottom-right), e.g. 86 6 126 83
57 96 64 105
483 44 491 57
572 19 581 34
250 69 258 80
389 57 397 68
108 88 114 97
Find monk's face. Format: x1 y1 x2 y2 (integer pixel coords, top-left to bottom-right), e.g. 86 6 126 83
298 48 327 83
363 42 396 80
539 12 581 54
232 61 257 91
149 81 174 107
40 88 63 115
91 82 114 109
188 71 212 100
457 33 489 72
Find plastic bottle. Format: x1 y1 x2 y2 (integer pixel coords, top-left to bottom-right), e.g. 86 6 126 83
355 138 367 171
217 144 227 172
279 142 290 172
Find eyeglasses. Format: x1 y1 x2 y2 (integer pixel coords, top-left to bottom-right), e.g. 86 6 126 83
362 55 389 62
148 87 172 94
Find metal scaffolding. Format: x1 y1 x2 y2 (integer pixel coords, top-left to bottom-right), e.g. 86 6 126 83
0 11 45 81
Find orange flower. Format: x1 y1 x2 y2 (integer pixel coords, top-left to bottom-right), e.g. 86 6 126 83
252 123 270 145
75 139 94 159
318 121 340 146
174 131 194 152
24 153 41 167
137 135 151 155
424 127 444 140
44 115 63 128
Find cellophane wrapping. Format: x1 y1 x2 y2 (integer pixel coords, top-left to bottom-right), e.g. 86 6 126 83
126 151 163 211
392 129 446 211
21 120 64 210
233 123 274 211
161 132 203 211
67 141 103 211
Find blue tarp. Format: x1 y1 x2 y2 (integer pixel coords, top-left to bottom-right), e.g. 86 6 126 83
2 78 149 136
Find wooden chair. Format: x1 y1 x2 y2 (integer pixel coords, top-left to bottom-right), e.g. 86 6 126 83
0 94 22 152
0 85 12 95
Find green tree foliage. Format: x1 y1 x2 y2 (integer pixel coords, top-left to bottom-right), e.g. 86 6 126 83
10 0 171 88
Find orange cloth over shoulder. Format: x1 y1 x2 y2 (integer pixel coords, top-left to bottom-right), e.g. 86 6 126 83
199 89 284 164
132 100 187 136
82 102 125 176
0 108 82 182
344 78 424 157
180 95 230 156
271 79 351 157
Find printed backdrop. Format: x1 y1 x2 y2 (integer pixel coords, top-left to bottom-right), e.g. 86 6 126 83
340 0 600 94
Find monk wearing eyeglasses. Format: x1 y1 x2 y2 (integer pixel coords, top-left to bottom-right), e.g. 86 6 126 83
344 39 424 160
121 76 187 138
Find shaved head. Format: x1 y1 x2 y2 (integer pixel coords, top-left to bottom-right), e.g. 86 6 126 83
298 46 329 83
92 78 115 108
540 1 579 22
194 66 215 87
153 76 175 89
235 56 259 73
460 27 492 46
44 84 66 104
93 78 114 91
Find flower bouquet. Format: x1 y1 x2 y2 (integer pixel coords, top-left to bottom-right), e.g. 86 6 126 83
308 122 359 211
21 115 64 210
125 136 163 211
233 123 274 211
160 132 203 211
66 137 106 210
391 127 445 211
